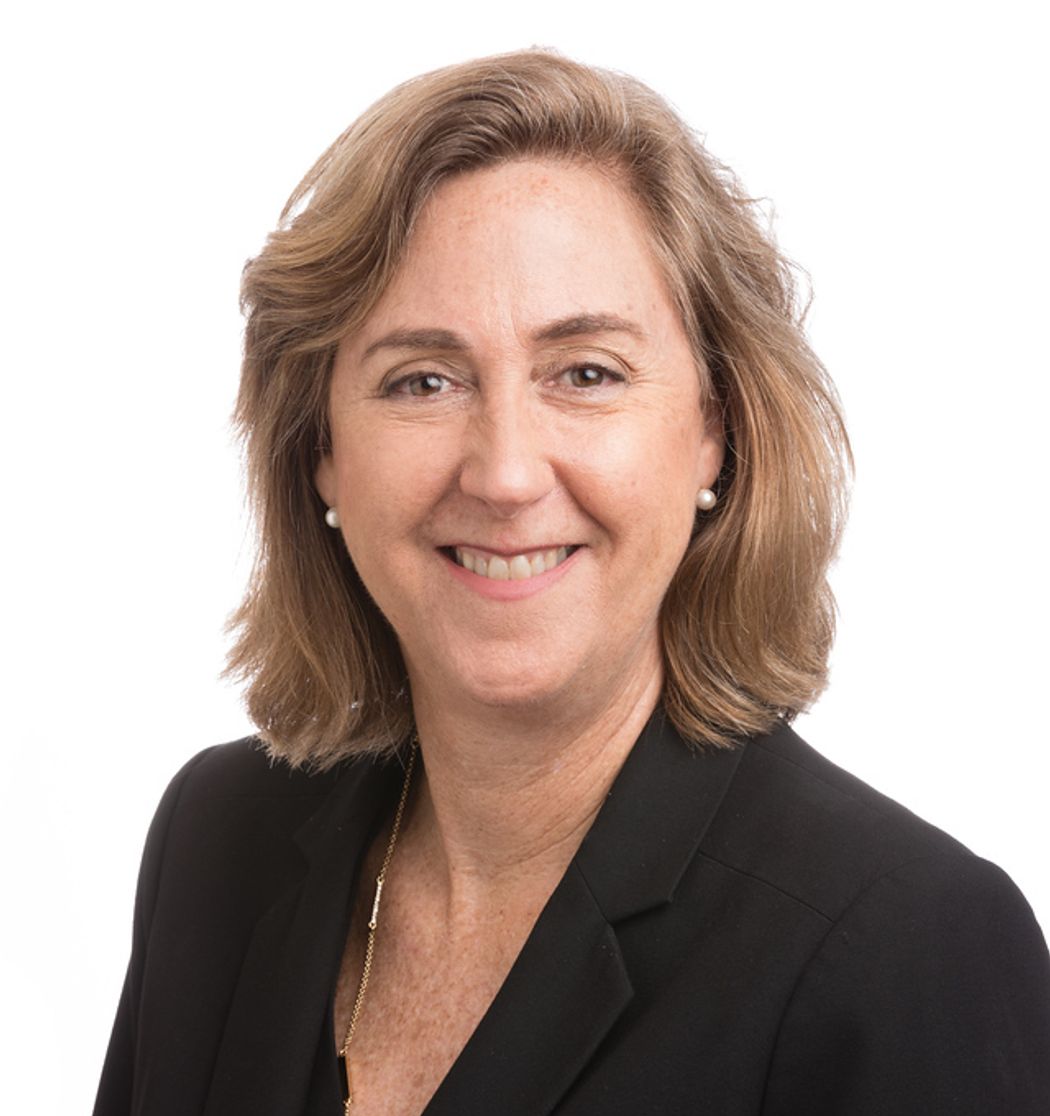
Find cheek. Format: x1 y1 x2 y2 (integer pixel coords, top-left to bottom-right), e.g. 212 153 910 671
571 415 701 543
617 404 705 490
333 422 458 543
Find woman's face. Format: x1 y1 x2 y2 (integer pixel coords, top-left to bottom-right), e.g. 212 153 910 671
317 160 723 716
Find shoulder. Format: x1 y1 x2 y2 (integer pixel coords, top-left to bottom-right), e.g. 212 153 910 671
703 725 1050 1111
133 739 350 921
702 721 984 921
149 736 346 840
158 735 343 801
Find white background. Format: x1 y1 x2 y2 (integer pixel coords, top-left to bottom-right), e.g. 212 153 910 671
3 1 1047 1109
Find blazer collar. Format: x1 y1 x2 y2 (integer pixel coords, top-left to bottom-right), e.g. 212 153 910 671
575 706 746 921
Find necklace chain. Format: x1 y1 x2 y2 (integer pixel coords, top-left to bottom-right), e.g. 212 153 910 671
339 741 418 1113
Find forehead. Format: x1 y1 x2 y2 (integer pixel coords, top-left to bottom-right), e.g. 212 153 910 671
355 159 681 344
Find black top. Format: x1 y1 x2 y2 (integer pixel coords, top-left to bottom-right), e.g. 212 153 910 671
94 710 1050 1114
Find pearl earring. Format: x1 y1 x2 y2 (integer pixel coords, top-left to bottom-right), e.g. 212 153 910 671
324 507 341 529
695 488 717 511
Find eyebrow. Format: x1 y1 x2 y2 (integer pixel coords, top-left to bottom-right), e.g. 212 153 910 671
361 313 646 360
533 313 647 344
362 328 468 360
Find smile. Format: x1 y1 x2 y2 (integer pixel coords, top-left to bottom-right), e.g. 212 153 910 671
448 545 578 581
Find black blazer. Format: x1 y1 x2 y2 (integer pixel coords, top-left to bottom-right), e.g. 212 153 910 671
94 711 1050 1115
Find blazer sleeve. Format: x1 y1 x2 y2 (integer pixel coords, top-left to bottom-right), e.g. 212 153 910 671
92 748 217 1116
761 852 1050 1115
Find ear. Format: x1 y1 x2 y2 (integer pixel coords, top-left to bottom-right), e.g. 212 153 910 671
697 409 726 490
315 454 337 508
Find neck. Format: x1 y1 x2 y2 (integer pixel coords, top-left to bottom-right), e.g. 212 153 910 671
402 657 662 908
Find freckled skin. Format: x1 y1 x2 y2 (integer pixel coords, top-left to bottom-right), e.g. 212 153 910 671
334 818 554 1116
317 160 723 725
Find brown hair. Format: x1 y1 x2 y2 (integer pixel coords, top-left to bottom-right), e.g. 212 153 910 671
227 48 851 769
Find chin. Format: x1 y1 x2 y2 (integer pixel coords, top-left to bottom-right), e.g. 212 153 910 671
468 666 576 710
431 644 589 714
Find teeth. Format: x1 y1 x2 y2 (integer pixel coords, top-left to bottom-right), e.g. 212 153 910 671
453 545 572 581
509 555 531 580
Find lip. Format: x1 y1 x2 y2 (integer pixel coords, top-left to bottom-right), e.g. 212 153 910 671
443 542 575 558
440 544 581 600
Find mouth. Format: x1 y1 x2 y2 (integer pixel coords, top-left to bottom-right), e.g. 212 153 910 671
442 545 580 582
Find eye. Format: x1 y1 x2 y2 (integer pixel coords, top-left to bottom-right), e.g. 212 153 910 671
387 371 452 397
561 362 625 389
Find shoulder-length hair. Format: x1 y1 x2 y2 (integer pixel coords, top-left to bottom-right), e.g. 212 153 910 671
227 48 851 769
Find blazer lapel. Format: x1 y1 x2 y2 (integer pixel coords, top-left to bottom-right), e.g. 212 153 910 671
426 710 747 1116
202 756 403 1116
425 858 633 1116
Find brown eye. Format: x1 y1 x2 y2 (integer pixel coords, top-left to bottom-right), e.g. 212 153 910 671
409 373 446 395
564 363 622 388
388 372 450 397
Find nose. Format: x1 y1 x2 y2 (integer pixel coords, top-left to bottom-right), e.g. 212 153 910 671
457 387 556 518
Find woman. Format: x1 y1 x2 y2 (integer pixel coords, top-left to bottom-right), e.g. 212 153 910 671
94 50 1050 1115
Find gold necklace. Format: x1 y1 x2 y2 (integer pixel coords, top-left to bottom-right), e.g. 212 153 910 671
338 741 418 1113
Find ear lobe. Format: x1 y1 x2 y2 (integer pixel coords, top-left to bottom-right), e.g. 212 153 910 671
315 454 337 507
698 422 726 491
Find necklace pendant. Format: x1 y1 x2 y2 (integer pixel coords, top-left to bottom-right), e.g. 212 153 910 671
339 1051 352 1108
369 876 384 930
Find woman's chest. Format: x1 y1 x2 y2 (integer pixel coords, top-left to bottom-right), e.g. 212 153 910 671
333 893 545 1116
